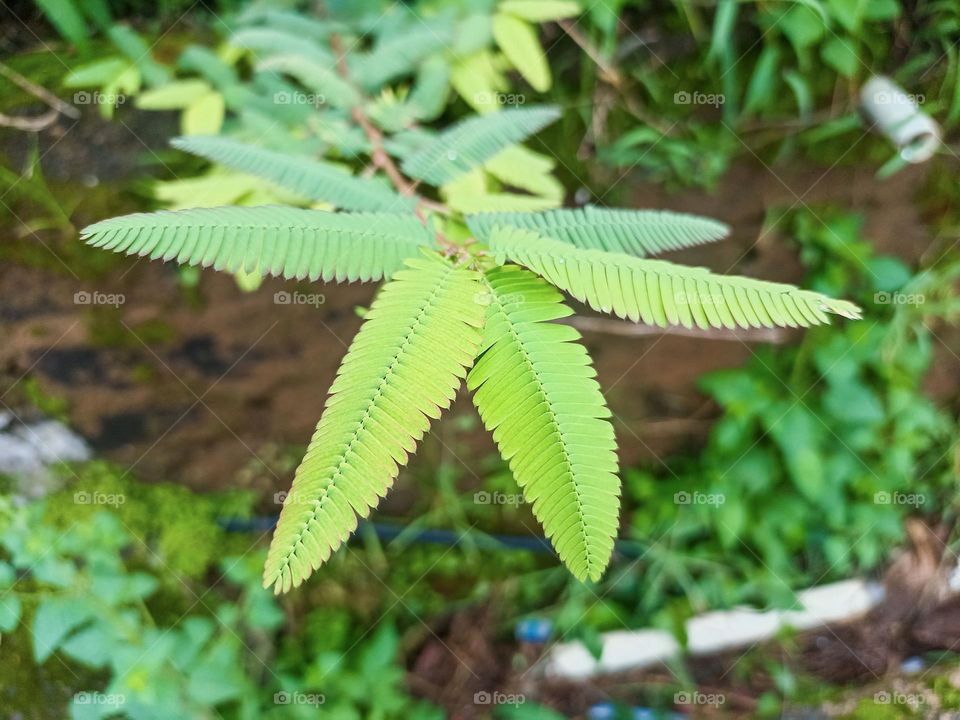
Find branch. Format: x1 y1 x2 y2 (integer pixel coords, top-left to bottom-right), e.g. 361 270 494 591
566 315 791 343
557 20 673 136
0 62 80 132
329 35 456 251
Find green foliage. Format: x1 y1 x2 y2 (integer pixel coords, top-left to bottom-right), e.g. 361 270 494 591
467 207 730 256
0 489 440 720
43 461 255 578
78 0 859 594
583 208 959 633
469 265 620 581
264 253 485 592
488 225 861 328
82 206 436 283
170 136 414 211
401 106 562 186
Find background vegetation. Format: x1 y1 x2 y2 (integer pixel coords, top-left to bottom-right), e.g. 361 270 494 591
1 0 959 718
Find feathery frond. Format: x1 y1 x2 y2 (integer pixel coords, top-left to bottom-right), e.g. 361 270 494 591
468 206 730 257
401 105 561 186
263 252 485 592
489 227 862 329
468 265 620 581
171 136 414 212
81 206 434 283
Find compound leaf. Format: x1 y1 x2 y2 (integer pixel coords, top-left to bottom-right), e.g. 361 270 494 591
81 206 434 283
468 206 729 257
468 264 620 581
172 136 414 212
401 105 561 186
264 253 485 592
489 227 862 328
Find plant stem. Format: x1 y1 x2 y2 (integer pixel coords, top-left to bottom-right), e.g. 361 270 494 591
329 35 458 253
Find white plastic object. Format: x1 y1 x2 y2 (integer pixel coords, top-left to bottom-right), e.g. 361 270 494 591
860 75 941 163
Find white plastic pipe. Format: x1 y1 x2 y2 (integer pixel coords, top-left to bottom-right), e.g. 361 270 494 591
860 76 941 163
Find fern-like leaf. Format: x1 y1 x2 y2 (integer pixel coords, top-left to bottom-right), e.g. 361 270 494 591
489 227 862 328
81 206 434 283
171 136 413 213
264 252 485 592
468 265 620 581
468 206 730 257
401 105 561 186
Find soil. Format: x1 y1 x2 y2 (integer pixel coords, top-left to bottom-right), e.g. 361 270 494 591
1 106 958 504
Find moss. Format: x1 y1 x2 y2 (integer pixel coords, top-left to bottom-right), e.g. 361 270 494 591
19 377 70 422
42 461 256 580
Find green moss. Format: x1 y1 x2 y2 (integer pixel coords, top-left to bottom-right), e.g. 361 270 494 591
19 377 70 422
43 461 255 579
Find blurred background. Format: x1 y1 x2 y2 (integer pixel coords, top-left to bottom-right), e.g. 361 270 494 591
0 0 959 718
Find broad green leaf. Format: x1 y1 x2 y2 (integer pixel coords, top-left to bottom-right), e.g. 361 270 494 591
136 80 214 110
499 0 581 22
182 92 225 135
493 13 551 92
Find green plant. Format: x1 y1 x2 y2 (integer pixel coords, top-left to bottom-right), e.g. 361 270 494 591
79 7 861 595
555 208 959 637
0 491 441 720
